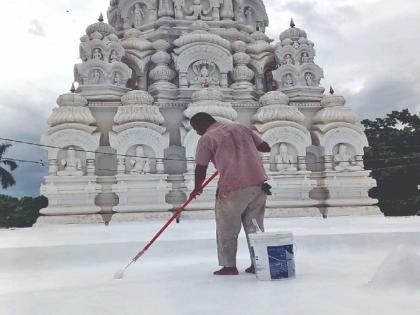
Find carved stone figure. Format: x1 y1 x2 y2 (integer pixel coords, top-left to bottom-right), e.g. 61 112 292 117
130 146 151 174
333 144 362 171
109 49 119 63
282 73 294 87
158 0 174 17
301 52 310 64
293 41 300 49
305 72 314 86
210 0 222 20
191 61 219 86
220 0 234 19
132 3 145 27
185 0 211 20
284 54 294 65
244 7 254 27
113 72 123 86
275 143 297 172
58 147 84 176
92 48 103 60
90 70 102 84
174 0 185 19
107 0 122 28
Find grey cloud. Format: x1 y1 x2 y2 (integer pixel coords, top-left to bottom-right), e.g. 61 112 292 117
28 19 46 37
0 89 52 197
349 77 420 119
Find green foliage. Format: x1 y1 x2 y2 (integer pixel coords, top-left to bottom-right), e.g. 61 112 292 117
0 143 18 189
0 195 48 228
362 109 420 216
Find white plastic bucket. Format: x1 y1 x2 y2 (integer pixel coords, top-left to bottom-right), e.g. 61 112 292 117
249 232 295 281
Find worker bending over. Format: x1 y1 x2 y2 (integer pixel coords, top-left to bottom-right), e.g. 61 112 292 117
190 112 271 276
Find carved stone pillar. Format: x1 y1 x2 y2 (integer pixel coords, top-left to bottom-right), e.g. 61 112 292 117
117 158 125 174
180 72 188 87
156 159 165 174
86 159 96 176
220 73 229 88
149 39 177 99
256 74 265 94
297 156 307 171
356 155 364 169
324 155 334 171
231 41 254 89
49 159 58 176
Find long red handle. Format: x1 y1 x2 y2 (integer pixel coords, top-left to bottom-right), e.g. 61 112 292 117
131 172 219 262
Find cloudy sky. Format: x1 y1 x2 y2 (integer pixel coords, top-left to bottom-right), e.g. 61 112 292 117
0 0 419 198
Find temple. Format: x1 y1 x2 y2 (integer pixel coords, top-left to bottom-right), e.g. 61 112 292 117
38 0 380 224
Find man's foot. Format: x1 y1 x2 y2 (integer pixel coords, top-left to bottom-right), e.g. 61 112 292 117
245 265 255 274
213 267 239 276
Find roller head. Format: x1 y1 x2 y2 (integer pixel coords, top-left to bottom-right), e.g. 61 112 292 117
114 269 125 280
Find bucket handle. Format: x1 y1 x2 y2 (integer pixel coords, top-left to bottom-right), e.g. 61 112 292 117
252 218 263 233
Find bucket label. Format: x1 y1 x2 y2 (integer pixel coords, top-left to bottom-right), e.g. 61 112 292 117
267 245 295 279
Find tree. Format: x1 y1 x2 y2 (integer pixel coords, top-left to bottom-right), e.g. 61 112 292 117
0 195 48 228
362 109 420 216
0 143 18 189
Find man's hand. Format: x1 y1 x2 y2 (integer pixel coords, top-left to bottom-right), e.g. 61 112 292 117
190 187 203 199
257 141 271 153
190 164 208 199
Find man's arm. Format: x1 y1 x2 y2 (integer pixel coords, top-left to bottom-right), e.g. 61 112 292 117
257 141 271 153
191 164 208 198
247 127 271 153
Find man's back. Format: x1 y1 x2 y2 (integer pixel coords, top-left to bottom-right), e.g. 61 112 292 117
195 122 267 195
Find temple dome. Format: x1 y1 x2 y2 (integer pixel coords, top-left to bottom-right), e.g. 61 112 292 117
48 89 96 127
259 91 289 106
86 14 116 39
313 94 359 124
121 90 154 106
253 91 305 124
57 91 88 107
279 19 307 41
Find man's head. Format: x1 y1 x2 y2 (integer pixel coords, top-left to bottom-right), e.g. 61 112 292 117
190 112 217 136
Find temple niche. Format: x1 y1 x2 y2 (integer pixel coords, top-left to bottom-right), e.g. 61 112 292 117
37 0 380 224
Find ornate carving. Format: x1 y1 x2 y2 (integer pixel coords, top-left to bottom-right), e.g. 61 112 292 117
185 0 212 20
57 146 85 176
129 145 152 174
174 0 185 19
273 143 297 173
131 3 145 27
190 60 219 86
107 0 122 30
333 144 362 172
220 0 234 19
158 0 174 17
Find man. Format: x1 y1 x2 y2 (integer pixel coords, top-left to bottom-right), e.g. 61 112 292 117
190 112 271 276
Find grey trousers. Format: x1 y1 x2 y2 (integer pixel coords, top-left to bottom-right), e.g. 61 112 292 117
215 185 267 267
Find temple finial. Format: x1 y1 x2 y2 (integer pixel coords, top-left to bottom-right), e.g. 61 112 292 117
290 18 295 28
98 13 104 22
70 82 76 93
329 86 335 95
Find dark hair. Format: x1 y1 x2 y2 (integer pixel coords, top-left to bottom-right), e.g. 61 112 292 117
190 112 217 126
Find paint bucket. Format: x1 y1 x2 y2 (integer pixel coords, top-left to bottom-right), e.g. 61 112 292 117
249 231 295 281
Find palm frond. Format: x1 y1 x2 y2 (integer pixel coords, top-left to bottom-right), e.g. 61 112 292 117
0 159 18 171
0 143 12 159
0 167 16 189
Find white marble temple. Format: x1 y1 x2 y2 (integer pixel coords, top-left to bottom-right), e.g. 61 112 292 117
38 1 380 224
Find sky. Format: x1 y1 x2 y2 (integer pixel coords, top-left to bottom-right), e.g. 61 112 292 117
0 0 419 198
